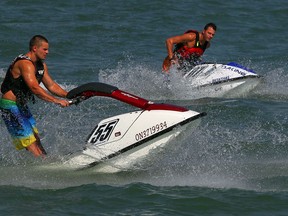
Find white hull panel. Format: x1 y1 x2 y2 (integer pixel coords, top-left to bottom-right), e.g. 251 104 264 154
193 77 261 99
64 110 202 171
183 63 262 98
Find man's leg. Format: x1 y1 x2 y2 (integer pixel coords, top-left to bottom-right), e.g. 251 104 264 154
26 141 45 157
35 132 47 155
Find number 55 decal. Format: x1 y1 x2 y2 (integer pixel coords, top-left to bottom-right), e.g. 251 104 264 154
87 119 119 145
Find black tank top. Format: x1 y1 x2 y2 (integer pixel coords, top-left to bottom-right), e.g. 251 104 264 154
1 54 44 104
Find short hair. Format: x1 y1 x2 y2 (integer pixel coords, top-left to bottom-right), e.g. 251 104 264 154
204 23 217 31
29 35 49 51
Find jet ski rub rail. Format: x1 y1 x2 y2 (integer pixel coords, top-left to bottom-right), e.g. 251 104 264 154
67 82 187 112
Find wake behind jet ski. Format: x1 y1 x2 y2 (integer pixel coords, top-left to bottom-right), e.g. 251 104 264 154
60 82 206 172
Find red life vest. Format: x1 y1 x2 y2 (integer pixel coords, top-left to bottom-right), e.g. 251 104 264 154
174 30 208 59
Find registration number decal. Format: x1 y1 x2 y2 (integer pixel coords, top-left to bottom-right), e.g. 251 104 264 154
135 121 168 141
212 76 230 84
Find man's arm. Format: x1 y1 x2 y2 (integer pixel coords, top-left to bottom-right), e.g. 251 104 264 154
20 61 69 107
41 63 68 98
165 33 196 59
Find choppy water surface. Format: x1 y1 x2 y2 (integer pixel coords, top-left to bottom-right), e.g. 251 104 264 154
0 0 287 215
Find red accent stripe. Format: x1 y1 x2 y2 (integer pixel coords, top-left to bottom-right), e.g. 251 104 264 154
111 90 149 109
112 90 187 112
145 103 187 112
80 90 187 112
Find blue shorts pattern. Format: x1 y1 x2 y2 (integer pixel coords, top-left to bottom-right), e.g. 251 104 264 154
0 99 38 150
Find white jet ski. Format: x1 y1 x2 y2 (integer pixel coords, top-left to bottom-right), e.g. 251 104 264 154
63 82 206 171
182 62 262 98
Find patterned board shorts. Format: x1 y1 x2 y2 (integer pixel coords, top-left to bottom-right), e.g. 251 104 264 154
0 99 38 150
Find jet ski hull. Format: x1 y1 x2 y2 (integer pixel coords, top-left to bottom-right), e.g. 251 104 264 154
64 109 205 171
183 62 262 98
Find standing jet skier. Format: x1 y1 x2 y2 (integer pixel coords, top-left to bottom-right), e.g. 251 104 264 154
0 35 70 157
